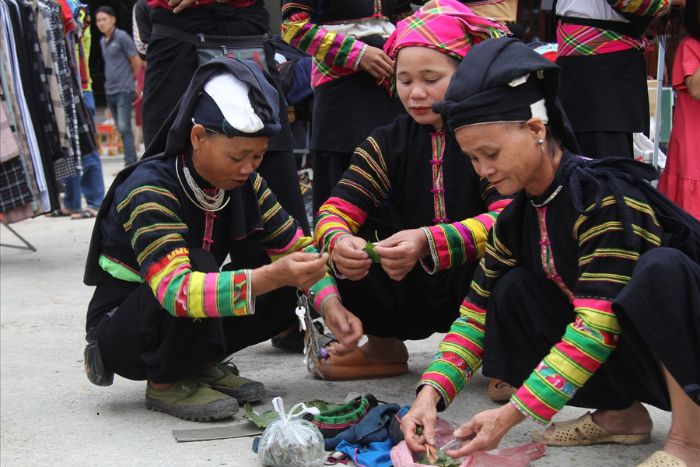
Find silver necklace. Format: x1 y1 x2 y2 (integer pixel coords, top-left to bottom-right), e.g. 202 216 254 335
530 184 563 208
175 156 230 212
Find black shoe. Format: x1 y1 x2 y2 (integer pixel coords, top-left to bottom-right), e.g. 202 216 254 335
271 328 305 354
84 329 114 386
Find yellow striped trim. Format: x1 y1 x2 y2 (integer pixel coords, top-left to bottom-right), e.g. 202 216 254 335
187 271 207 318
117 186 178 213
148 254 190 294
544 351 590 387
123 203 179 231
136 233 182 265
131 222 187 245
579 248 639 266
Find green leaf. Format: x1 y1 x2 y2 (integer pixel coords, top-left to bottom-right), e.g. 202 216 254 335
243 403 279 428
362 242 381 263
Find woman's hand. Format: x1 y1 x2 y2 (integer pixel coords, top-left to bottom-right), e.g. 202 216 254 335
255 251 328 293
319 297 364 355
332 236 372 280
167 0 197 14
358 46 394 81
445 404 526 458
374 229 429 281
400 386 442 453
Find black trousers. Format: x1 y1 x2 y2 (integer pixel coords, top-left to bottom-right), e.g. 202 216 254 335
482 248 700 411
87 250 297 383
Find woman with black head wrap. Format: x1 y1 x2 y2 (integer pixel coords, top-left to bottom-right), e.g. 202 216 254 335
401 38 700 466
81 58 362 422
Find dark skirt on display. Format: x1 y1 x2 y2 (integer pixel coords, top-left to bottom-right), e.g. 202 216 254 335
557 49 649 159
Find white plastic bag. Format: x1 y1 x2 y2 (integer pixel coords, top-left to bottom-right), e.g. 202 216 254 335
258 397 325 467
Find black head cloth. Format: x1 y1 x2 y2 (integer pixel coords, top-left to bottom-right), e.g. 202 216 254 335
143 57 280 159
434 37 579 152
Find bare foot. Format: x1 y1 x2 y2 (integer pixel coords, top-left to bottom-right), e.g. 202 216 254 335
360 336 408 364
589 401 652 436
148 381 174 391
664 433 700 466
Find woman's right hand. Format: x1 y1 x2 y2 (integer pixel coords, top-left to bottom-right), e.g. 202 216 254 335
272 251 329 290
401 386 442 453
332 236 373 280
358 45 394 81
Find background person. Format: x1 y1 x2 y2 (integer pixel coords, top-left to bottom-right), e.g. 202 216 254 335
95 6 141 167
659 0 700 219
281 0 412 214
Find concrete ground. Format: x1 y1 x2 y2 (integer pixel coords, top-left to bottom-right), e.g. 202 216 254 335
1 155 671 466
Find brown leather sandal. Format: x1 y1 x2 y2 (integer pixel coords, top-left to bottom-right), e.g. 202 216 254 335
488 378 517 403
532 412 651 447
312 347 408 381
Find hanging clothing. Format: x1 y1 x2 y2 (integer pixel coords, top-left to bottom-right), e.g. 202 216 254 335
315 115 509 339
419 151 700 423
555 0 671 158
658 36 700 219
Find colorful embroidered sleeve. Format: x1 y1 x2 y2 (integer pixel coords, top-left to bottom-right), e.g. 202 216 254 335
281 1 367 71
314 135 392 256
251 173 339 312
420 179 510 273
606 0 671 16
418 221 518 409
511 195 664 423
116 185 255 318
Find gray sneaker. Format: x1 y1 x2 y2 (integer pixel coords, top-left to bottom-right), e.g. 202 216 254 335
197 360 265 403
145 380 239 421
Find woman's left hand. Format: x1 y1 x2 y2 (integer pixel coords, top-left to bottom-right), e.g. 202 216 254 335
374 229 428 281
445 404 526 458
320 298 364 356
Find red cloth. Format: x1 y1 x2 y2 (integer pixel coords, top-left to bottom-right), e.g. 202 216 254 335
147 0 256 9
659 36 700 220
57 0 76 33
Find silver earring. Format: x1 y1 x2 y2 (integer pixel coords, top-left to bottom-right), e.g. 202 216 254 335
537 139 544 145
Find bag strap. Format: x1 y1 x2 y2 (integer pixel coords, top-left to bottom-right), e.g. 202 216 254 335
151 24 270 47
151 24 203 46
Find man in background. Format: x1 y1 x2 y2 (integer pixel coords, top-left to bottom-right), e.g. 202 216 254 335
95 6 141 167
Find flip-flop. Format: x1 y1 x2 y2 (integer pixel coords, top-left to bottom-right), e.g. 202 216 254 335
46 209 74 217
531 412 651 447
311 346 408 381
637 451 687 467
70 210 97 220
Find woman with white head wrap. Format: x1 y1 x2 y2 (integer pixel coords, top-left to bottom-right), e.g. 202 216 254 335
82 58 362 422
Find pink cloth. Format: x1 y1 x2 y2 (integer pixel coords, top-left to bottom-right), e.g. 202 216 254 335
659 36 700 219
384 0 508 60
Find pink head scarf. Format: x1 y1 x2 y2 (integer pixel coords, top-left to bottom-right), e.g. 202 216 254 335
384 0 509 61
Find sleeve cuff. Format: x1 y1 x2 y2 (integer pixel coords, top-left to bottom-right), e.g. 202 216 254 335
245 269 256 315
419 226 439 274
416 381 449 412
352 43 368 71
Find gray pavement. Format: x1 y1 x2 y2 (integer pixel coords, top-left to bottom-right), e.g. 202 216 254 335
1 155 670 466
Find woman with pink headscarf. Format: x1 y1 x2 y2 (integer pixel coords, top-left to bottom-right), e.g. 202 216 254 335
312 1 510 386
